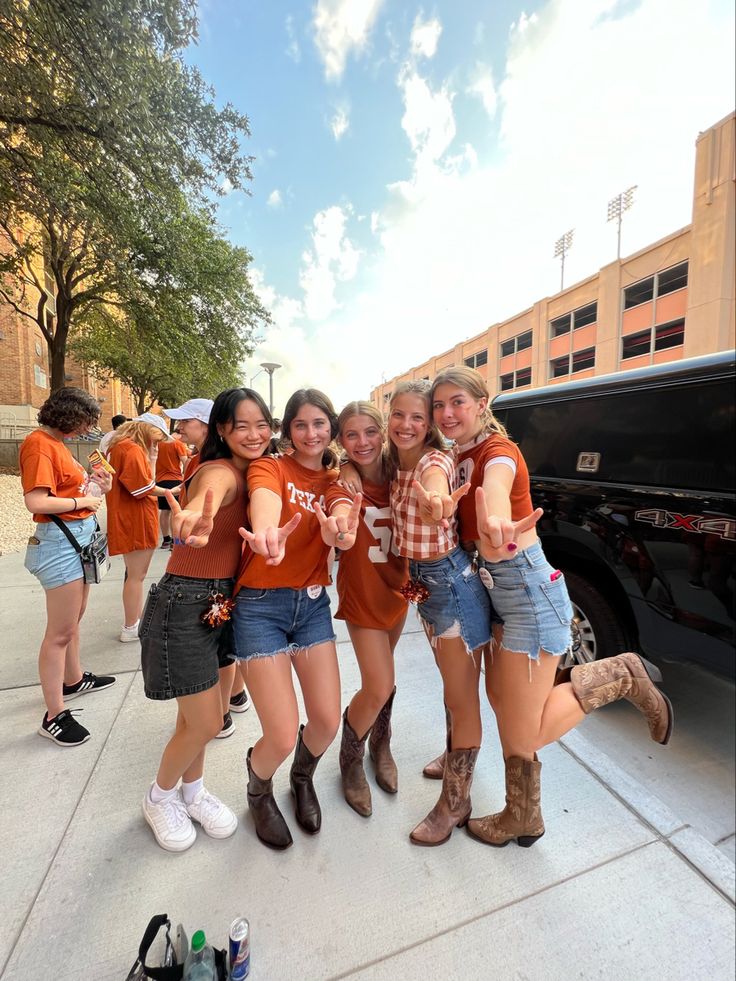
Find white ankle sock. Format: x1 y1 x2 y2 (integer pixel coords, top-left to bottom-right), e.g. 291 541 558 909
181 777 204 804
150 781 178 804
123 620 140 631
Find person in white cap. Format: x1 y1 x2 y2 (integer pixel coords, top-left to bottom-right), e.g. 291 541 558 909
105 415 178 642
163 397 250 732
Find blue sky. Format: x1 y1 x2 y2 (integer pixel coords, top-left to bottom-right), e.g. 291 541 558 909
187 0 734 412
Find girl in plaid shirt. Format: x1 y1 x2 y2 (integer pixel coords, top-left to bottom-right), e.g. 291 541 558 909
386 380 494 846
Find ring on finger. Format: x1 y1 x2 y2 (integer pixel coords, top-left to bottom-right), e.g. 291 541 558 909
337 532 346 541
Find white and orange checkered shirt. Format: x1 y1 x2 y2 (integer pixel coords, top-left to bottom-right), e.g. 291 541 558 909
390 450 458 560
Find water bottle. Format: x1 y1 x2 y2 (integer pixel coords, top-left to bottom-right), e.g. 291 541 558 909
183 930 216 980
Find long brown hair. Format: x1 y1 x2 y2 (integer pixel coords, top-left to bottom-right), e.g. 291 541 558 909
281 389 339 468
387 380 447 470
430 366 508 438
337 401 393 482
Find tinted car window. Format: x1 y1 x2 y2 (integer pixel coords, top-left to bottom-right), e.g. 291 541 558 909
498 378 734 492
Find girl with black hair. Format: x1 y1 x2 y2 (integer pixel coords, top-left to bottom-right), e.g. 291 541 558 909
234 389 361 850
139 387 273 852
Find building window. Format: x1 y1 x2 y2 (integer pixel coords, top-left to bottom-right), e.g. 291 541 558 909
623 262 689 310
574 302 597 329
500 372 514 391
550 355 570 378
550 313 571 337
383 392 391 402
622 330 651 359
500 331 533 357
34 364 48 388
464 349 488 369
515 367 532 387
654 319 685 351
572 348 595 373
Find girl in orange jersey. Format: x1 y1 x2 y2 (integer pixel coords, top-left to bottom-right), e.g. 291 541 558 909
234 389 360 850
139 388 273 852
315 402 408 817
106 414 176 642
430 366 673 849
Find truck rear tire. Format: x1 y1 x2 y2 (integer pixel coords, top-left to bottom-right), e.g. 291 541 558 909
562 570 629 666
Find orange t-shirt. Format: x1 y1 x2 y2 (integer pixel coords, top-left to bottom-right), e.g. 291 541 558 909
19 429 95 523
327 479 408 630
455 433 534 541
237 455 338 590
106 438 158 555
155 439 188 482
183 450 200 482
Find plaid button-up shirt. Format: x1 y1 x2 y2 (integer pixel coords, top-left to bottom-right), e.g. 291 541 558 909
391 450 458 560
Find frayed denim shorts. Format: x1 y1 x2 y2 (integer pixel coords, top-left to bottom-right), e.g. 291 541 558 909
140 574 235 700
233 585 336 660
409 546 495 654
24 516 96 590
478 540 573 661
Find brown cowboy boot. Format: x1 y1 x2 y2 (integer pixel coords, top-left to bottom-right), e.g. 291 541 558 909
422 703 451 779
410 747 479 846
570 652 674 744
246 748 293 850
289 724 324 834
369 687 398 793
339 708 372 817
467 756 545 848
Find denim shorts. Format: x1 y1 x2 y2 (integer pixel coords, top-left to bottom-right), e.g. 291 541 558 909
24 516 96 590
478 540 573 660
409 547 495 654
233 585 336 660
140 574 235 700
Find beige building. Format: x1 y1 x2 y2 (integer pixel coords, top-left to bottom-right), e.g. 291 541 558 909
371 111 735 409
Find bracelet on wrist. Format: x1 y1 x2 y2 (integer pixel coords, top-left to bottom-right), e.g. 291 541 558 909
71 497 77 512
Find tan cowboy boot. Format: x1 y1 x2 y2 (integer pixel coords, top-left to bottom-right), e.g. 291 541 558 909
570 652 674 744
339 708 372 817
369 687 398 793
422 703 451 779
467 756 545 848
410 747 479 846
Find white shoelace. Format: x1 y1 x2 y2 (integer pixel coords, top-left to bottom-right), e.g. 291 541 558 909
156 794 189 829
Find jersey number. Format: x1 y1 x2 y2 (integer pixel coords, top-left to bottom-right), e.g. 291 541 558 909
364 506 397 564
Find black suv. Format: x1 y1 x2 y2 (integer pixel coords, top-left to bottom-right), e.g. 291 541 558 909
492 350 735 679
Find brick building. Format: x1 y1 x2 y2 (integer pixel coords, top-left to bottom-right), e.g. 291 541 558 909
371 112 735 408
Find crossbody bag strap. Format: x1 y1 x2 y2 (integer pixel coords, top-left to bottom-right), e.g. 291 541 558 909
49 514 83 553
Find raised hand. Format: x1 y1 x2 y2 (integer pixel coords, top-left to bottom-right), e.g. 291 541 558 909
475 486 543 562
313 494 363 549
412 480 470 529
167 488 215 548
239 512 302 566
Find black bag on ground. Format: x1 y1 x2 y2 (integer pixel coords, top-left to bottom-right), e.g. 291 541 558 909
125 914 227 980
50 515 110 584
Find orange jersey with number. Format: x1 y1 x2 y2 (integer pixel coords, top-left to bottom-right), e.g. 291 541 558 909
326 479 408 630
455 433 533 541
237 455 339 590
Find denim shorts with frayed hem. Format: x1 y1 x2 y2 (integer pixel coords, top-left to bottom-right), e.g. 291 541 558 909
478 540 573 661
140 574 235 700
233 585 336 660
409 546 495 654
24 516 96 590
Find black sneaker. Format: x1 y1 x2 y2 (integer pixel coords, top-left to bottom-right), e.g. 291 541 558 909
229 689 251 713
39 709 90 747
160 536 173 549
215 712 235 739
63 671 116 700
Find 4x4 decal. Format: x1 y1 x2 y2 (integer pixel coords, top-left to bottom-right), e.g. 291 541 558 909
635 510 736 540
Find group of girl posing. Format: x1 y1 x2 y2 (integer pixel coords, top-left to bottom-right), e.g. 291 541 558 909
136 368 674 853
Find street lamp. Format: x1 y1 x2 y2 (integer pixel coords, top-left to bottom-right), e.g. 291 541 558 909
554 229 575 291
260 362 282 415
607 185 637 260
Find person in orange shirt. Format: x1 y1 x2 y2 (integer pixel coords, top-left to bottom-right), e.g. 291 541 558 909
155 429 188 548
106 414 175 642
20 387 116 747
317 402 408 817
234 389 359 850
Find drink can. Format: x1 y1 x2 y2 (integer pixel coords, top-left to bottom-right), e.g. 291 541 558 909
229 917 250 979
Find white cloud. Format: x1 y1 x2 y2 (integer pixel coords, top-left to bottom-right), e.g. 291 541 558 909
220 177 234 194
313 0 385 81
266 189 283 209
299 205 361 320
330 105 350 140
466 62 497 118
410 14 442 59
285 14 301 63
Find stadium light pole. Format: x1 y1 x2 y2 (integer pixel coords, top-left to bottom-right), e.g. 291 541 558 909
260 362 282 415
554 229 575 291
607 185 637 259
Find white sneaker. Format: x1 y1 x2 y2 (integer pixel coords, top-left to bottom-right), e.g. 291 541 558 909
185 788 238 839
142 788 197 852
119 621 140 643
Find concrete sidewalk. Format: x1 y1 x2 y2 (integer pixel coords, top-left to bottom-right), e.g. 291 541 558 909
1 548 734 980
